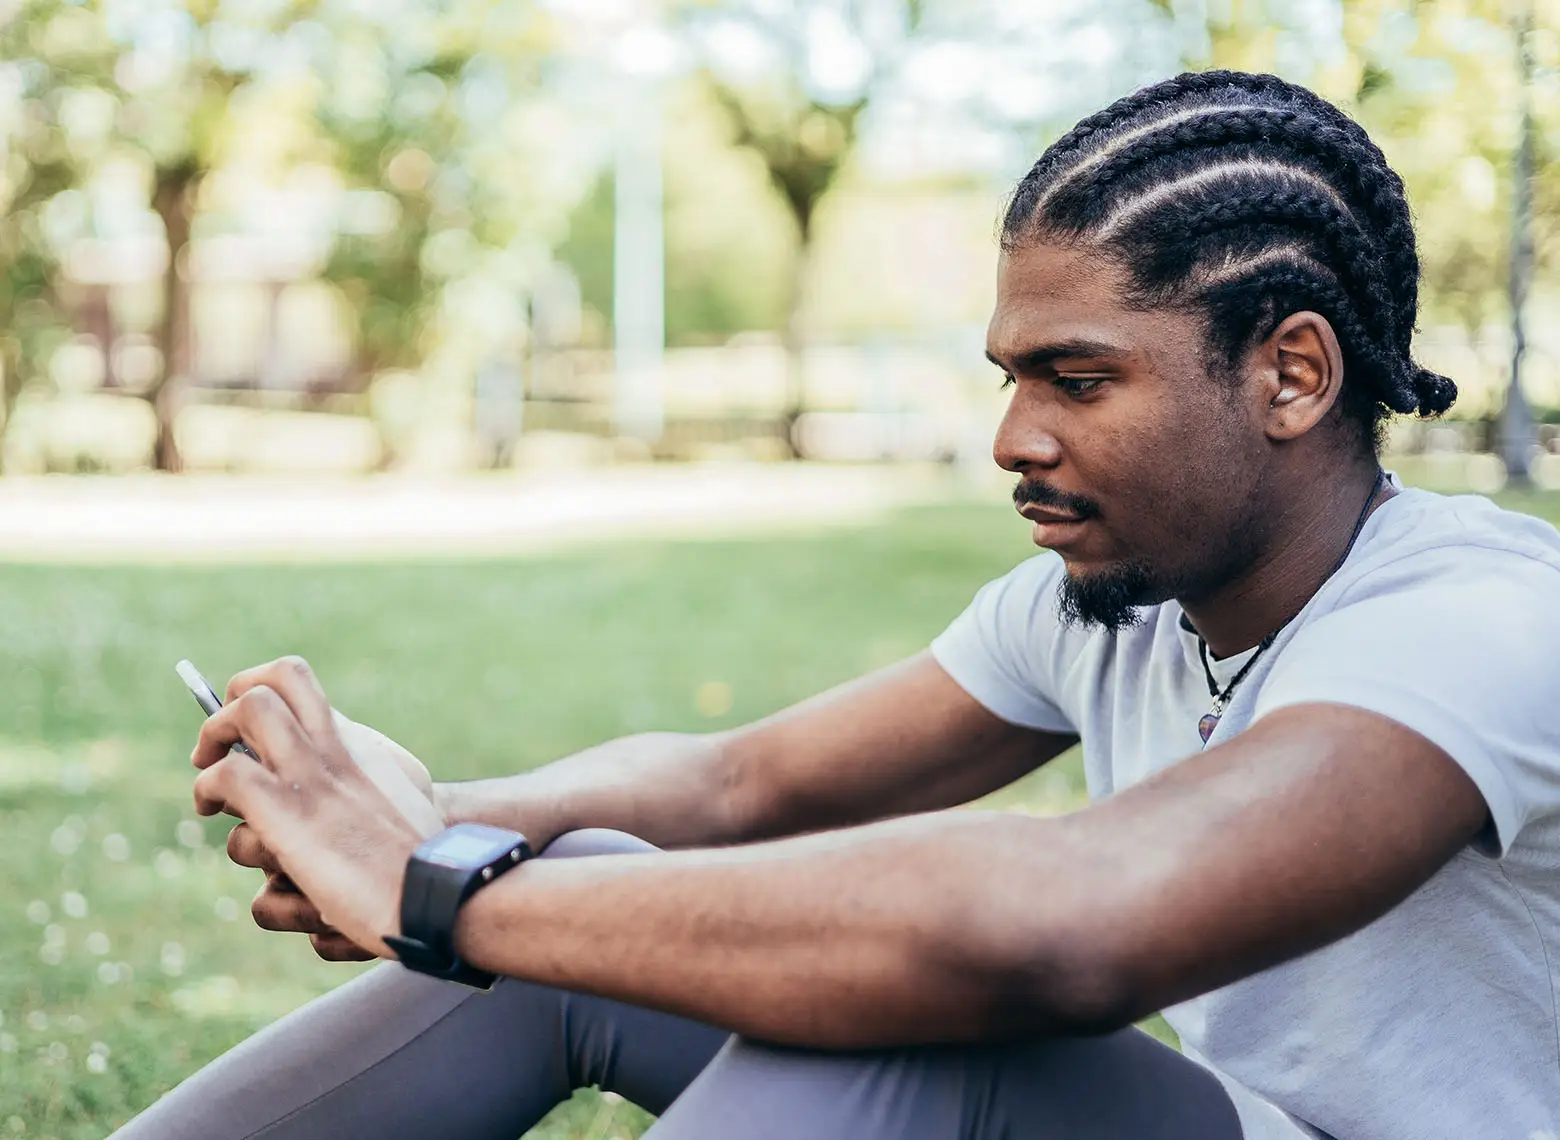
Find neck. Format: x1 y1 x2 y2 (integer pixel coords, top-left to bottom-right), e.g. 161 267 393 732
1179 461 1390 659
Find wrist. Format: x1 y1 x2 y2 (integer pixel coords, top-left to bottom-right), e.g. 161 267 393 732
431 782 460 824
431 779 568 852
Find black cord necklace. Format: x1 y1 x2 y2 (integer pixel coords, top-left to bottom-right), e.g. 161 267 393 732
1194 469 1387 745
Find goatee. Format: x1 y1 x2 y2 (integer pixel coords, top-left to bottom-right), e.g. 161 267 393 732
1056 561 1156 632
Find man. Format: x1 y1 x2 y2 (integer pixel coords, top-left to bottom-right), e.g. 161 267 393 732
113 71 1560 1140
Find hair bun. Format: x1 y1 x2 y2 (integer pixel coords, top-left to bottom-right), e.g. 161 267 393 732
1411 367 1457 417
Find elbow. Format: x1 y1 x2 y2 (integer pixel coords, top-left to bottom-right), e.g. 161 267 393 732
967 913 1140 1040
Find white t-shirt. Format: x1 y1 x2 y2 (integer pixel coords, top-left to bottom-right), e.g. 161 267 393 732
930 479 1560 1140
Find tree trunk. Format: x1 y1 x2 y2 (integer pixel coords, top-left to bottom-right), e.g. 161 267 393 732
1501 4 1537 489
150 165 197 473
780 223 811 460
0 339 22 475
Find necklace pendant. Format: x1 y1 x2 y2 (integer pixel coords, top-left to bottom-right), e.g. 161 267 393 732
1198 696 1227 744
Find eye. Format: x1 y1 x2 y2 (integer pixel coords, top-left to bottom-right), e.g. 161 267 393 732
1055 376 1104 398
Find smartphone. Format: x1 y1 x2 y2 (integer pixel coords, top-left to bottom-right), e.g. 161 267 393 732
176 659 257 758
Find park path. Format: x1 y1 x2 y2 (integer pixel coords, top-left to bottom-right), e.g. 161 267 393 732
0 463 969 562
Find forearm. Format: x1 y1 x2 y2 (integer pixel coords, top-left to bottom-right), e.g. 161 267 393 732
434 732 749 852
452 810 1082 1049
433 656 1072 852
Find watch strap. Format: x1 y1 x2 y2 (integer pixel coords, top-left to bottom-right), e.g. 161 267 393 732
387 827 531 990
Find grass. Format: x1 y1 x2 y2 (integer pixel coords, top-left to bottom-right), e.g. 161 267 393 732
3 484 1556 1139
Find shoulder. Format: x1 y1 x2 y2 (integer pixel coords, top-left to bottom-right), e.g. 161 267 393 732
1331 486 1560 603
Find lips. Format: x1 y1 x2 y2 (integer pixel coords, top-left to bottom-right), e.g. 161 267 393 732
1017 504 1086 525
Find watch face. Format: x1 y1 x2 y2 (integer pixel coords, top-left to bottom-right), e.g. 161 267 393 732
421 824 523 869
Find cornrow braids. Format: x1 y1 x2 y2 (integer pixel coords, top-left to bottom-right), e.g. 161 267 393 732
1003 71 1453 448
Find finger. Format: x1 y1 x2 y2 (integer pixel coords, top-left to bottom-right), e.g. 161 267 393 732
227 823 288 877
193 686 312 775
225 656 335 741
310 932 376 962
252 885 335 935
194 751 279 819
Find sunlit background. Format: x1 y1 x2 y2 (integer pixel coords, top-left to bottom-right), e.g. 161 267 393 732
1 1 1558 1137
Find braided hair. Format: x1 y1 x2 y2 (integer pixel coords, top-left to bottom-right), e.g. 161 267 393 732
1003 71 1456 448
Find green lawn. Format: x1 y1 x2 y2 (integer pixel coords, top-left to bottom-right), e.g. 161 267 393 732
3 483 1556 1139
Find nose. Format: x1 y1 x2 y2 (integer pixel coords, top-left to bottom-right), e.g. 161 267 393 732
992 389 1063 474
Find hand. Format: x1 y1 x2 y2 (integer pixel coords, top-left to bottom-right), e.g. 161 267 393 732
225 707 439 961
192 657 445 960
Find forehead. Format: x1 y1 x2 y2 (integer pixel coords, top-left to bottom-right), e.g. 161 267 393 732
986 242 1195 363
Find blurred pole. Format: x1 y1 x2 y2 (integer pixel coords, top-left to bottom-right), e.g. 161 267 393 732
1169 0 1212 66
1500 0 1537 487
613 80 665 446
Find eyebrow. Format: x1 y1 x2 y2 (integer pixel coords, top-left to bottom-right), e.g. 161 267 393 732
985 338 1129 374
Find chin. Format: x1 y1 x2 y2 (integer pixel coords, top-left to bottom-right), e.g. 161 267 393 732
1056 557 1164 632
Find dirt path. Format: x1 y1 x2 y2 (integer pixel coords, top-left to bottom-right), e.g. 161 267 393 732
0 463 970 562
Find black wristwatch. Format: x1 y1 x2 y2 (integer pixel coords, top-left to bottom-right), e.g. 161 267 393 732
384 822 532 990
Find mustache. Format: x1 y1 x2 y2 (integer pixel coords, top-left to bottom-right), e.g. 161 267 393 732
1012 479 1099 519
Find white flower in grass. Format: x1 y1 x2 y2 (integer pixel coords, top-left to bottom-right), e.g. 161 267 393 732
60 891 87 919
42 925 64 948
102 834 130 862
26 1011 47 1031
50 825 80 856
154 849 184 879
64 1015 85 1035
39 945 63 966
45 1041 66 1063
176 820 205 848
213 896 239 922
0 1034 14 1054
85 932 110 956
25 900 49 924
96 962 119 986
160 942 185 977
87 1052 108 1073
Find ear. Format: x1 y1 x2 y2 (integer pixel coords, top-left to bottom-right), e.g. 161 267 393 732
1251 311 1345 442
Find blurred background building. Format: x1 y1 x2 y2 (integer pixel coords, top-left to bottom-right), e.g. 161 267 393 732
0 0 1555 479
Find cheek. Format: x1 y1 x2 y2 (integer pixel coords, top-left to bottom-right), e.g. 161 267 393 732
1093 399 1238 538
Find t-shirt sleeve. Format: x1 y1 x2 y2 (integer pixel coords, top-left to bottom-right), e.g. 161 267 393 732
930 553 1077 734
1253 548 1560 858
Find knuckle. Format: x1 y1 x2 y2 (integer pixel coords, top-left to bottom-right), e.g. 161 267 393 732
311 933 348 961
195 717 224 750
224 669 252 703
206 761 234 798
279 655 314 681
245 684 282 712
251 892 285 931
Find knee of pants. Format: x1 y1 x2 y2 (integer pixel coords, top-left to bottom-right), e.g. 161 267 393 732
538 828 660 860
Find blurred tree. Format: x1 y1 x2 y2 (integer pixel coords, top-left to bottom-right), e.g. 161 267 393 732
0 56 74 471
557 81 795 347
0 0 299 471
0 0 584 473
684 0 923 453
311 2 579 467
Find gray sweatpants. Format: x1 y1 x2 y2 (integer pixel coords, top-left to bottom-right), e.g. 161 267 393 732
110 829 1243 1140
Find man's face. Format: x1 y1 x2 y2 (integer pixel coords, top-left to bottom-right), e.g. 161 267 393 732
985 242 1273 629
